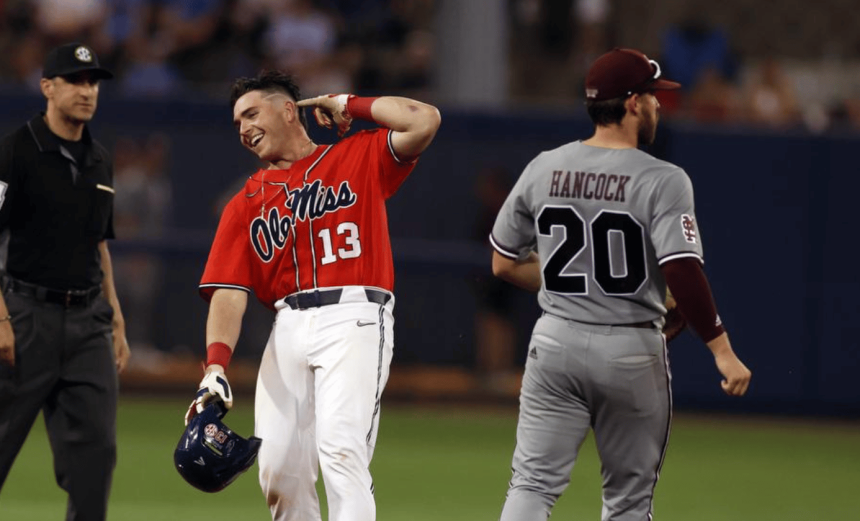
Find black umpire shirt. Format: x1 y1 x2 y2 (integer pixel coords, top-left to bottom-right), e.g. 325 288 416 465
0 113 115 290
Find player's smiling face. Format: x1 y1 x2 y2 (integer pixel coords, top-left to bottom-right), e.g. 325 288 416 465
233 90 294 161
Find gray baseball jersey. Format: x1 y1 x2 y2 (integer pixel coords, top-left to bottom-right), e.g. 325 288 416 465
490 140 703 324
492 140 703 521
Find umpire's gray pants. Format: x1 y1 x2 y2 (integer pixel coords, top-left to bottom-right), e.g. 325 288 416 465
500 313 672 521
0 290 118 521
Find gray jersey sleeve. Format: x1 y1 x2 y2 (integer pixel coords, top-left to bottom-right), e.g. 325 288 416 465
490 157 539 259
650 167 704 264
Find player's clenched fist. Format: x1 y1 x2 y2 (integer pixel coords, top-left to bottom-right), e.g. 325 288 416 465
715 352 751 396
297 94 354 137
708 336 751 396
185 368 233 425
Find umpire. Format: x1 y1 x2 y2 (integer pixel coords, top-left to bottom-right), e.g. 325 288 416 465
0 43 130 520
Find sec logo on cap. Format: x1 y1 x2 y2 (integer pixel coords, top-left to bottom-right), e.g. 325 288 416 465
74 46 93 63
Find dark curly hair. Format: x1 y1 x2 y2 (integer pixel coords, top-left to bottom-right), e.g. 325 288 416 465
229 71 308 130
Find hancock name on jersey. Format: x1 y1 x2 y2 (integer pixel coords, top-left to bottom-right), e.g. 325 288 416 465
250 179 357 262
549 170 630 202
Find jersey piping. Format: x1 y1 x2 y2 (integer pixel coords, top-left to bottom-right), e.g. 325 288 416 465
199 282 251 293
658 251 703 265
387 130 409 164
646 336 674 520
295 145 332 292
366 302 387 444
489 233 520 259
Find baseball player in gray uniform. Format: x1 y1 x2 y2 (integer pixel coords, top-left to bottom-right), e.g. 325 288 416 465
489 48 751 521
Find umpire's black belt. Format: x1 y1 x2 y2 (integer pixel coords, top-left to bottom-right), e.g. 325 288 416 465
4 277 102 308
283 288 391 310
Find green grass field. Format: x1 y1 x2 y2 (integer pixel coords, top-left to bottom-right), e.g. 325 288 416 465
1 396 859 520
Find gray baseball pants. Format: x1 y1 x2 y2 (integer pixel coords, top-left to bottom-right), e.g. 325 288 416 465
500 313 672 521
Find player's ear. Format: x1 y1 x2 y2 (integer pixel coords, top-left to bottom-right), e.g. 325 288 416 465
284 99 298 123
625 94 642 116
40 77 54 99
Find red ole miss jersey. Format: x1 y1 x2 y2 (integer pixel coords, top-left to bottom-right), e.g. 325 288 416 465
199 129 416 309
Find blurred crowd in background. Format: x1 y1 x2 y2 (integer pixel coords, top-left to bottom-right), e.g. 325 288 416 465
1 0 859 388
510 0 860 132
0 0 436 101
1 0 859 132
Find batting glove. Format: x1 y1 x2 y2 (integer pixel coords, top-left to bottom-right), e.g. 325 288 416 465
184 369 233 426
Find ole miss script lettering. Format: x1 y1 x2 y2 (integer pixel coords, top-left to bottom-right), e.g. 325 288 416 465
199 129 416 309
251 180 357 262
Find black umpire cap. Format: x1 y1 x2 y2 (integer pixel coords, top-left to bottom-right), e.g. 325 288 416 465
42 43 113 80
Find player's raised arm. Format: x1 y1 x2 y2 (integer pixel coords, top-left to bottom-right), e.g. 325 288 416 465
361 96 441 159
297 94 441 159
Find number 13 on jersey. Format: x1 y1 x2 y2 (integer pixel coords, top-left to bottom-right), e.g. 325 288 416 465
317 222 362 265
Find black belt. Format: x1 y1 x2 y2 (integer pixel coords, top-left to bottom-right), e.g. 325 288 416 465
5 277 102 308
547 312 656 330
283 288 390 310
620 321 655 329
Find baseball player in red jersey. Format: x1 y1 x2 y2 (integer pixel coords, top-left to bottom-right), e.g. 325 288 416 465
184 71 440 521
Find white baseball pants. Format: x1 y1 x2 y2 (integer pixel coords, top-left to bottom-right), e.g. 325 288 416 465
255 287 394 521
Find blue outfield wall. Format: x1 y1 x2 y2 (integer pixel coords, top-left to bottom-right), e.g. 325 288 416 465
0 94 857 415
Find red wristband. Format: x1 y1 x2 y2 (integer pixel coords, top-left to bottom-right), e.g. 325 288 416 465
347 96 378 122
206 342 233 369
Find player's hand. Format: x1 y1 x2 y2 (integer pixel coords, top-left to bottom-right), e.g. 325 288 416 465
664 287 677 311
712 348 751 396
184 366 233 425
705 333 751 396
112 322 131 374
662 307 686 343
0 320 14 367
297 94 354 137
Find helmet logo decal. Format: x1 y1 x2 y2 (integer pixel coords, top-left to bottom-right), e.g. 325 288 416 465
175 403 262 492
205 423 230 444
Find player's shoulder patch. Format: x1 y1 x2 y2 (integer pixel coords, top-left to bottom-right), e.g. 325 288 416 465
680 213 697 243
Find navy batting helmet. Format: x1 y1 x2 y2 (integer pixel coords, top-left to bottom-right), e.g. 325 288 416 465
174 401 262 493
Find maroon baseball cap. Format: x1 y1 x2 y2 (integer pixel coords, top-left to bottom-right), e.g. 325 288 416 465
585 48 679 101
